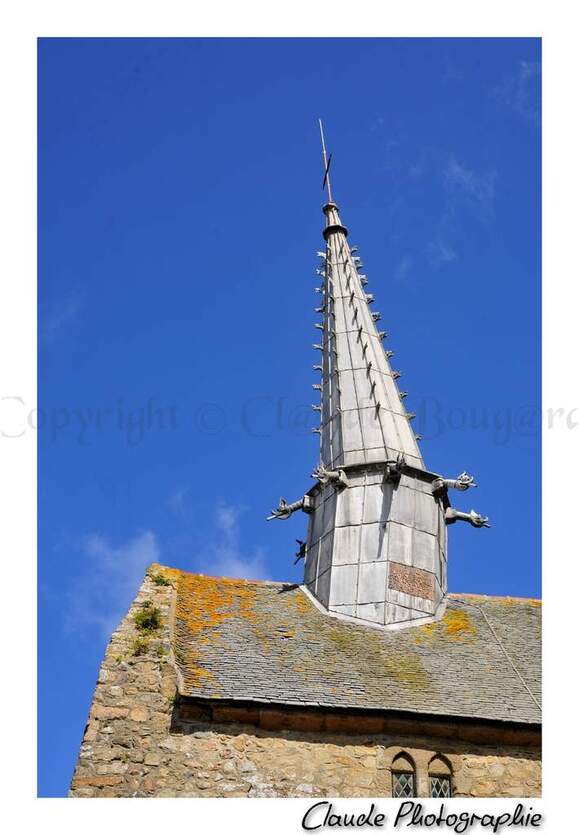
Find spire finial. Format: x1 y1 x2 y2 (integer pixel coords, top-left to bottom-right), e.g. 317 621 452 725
318 119 334 204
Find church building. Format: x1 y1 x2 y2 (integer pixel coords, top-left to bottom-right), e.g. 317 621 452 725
70 133 541 798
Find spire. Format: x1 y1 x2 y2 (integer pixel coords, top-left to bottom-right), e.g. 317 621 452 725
315 122 423 471
267 127 489 630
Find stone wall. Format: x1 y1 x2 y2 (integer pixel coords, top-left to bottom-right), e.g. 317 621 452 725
70 572 541 798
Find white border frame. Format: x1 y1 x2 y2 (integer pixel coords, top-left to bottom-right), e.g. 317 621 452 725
1 2 577 833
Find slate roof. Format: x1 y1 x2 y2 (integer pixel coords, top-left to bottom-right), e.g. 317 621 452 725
157 565 541 725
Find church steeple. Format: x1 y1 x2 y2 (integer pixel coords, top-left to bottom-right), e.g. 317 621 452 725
268 125 489 630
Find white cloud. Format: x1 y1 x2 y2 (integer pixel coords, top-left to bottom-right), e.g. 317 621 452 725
65 530 159 638
167 493 270 581
427 238 458 267
65 500 270 640
444 156 497 216
167 486 191 522
495 61 540 125
209 502 270 581
394 256 413 282
422 154 496 268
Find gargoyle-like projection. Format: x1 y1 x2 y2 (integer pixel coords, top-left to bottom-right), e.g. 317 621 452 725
384 453 406 483
268 466 350 523
445 508 491 528
432 472 489 528
432 471 477 496
266 495 313 521
311 463 349 489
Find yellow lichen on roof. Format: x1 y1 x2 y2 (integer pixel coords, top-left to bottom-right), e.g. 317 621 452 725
292 589 314 616
162 566 262 689
414 608 476 646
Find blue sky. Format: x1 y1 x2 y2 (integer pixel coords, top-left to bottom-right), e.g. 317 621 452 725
38 38 540 796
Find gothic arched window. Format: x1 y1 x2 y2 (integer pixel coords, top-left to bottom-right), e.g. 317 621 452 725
428 754 453 798
391 752 416 798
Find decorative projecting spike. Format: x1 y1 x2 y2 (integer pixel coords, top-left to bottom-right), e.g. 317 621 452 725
415 434 423 441
312 428 322 435
378 331 388 340
316 251 326 258
371 311 381 322
385 350 395 359
365 293 374 304
312 383 322 391
313 344 323 351
315 306 325 313
392 370 401 379
294 539 307 563
312 404 322 412
315 323 324 331
313 364 323 372
359 276 368 285
407 413 416 420
399 391 408 399
315 287 323 294
350 246 359 254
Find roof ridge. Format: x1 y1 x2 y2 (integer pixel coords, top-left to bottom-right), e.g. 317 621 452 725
449 592 542 605
149 563 290 588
